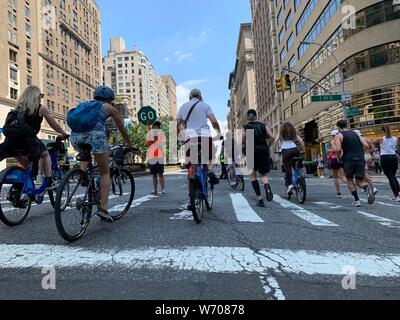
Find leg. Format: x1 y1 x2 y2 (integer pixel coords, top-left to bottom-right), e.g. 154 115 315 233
159 173 165 191
39 150 52 178
250 171 264 207
332 169 341 195
152 174 158 193
94 153 110 210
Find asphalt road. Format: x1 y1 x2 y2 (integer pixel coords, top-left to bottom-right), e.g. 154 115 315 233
1 170 400 300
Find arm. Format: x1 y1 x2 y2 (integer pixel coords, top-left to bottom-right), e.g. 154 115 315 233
332 134 343 154
360 137 369 150
40 106 68 137
106 104 134 148
373 137 384 145
266 127 276 144
208 114 221 137
273 134 280 146
296 135 305 152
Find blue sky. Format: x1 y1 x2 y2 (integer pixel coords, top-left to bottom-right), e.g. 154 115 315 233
97 0 251 124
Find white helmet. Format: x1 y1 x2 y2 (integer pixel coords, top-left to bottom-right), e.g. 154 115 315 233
331 129 339 137
354 130 362 137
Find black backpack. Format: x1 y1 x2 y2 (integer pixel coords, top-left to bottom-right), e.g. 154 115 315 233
3 109 35 139
245 122 268 144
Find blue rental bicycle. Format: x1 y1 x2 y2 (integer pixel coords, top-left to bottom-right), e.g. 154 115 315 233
227 161 245 192
0 136 68 226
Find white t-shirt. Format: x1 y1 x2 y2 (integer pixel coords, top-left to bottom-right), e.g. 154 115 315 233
177 98 214 139
381 136 398 156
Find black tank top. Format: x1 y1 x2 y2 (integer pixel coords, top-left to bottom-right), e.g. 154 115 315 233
244 121 269 151
342 131 364 161
25 106 43 135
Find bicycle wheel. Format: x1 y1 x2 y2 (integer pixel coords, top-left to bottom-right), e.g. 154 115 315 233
54 168 91 242
109 169 135 221
227 168 238 189
48 169 69 210
0 178 31 227
296 177 307 204
189 180 203 224
205 180 214 211
238 176 245 192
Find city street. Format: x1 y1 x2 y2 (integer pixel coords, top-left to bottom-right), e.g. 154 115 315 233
1 170 400 300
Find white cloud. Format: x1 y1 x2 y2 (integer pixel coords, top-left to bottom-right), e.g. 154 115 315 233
164 57 171 63
177 53 194 62
189 28 212 44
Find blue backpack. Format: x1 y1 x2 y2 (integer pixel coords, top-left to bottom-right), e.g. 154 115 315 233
67 101 103 133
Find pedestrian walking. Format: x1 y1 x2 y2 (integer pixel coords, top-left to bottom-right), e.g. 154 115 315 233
373 126 400 201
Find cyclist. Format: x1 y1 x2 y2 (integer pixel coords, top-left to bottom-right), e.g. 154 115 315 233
373 126 400 201
0 86 69 190
274 122 305 197
332 120 374 207
329 130 347 198
243 109 275 208
70 86 134 222
354 130 378 196
176 89 221 208
219 141 228 180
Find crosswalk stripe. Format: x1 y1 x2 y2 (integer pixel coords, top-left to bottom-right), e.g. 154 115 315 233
273 195 338 227
230 193 264 223
260 275 286 300
357 211 400 229
2 244 400 278
313 202 343 209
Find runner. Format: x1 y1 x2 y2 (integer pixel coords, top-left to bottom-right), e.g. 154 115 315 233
333 120 375 207
329 130 347 198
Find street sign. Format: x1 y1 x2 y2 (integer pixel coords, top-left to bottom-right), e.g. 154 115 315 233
311 95 342 102
295 81 310 93
347 107 361 118
137 106 157 126
341 91 352 102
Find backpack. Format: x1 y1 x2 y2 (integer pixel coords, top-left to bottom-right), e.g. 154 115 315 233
67 100 103 133
3 109 35 139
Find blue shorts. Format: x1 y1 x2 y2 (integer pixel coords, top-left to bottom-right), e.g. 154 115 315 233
150 163 165 175
71 131 109 154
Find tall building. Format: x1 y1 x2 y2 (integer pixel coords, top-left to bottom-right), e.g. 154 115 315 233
156 75 170 117
228 23 257 130
275 0 400 160
0 0 102 169
161 75 177 118
104 37 160 122
38 0 102 141
250 0 281 134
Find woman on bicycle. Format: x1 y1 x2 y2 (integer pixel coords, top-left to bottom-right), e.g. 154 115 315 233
274 122 305 196
70 86 134 222
0 86 69 188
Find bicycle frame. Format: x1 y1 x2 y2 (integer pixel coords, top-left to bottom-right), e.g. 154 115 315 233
188 164 208 198
291 160 304 188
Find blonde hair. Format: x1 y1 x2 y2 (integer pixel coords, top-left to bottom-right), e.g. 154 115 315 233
15 86 42 116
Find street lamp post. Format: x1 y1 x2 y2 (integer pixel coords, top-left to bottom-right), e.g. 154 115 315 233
300 41 347 120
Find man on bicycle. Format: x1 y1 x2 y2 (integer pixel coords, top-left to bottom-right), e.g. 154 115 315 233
70 86 135 222
176 89 222 205
242 109 276 207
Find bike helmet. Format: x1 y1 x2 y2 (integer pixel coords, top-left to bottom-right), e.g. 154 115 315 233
94 86 115 102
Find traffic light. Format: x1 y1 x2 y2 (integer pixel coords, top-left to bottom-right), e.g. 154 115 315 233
285 74 292 91
275 76 285 93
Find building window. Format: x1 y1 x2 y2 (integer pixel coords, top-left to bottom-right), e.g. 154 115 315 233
284 107 291 120
9 67 18 82
296 0 318 35
287 33 294 50
27 75 32 86
288 55 296 69
10 88 18 100
285 11 292 30
9 49 17 63
27 58 32 70
279 28 285 44
280 47 287 63
277 8 283 25
25 23 31 37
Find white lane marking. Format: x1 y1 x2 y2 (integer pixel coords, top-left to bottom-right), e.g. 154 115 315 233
170 205 193 220
260 276 286 300
2 245 400 278
273 195 338 227
230 193 264 223
313 202 343 210
109 194 157 212
345 196 400 209
358 211 400 229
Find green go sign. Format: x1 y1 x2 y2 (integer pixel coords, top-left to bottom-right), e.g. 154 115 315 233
138 106 157 126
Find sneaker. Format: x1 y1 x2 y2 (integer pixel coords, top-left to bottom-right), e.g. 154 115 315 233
287 185 294 196
336 193 343 198
373 188 378 195
162 190 166 195
395 197 400 202
353 201 362 207
257 200 265 208
264 184 274 202
151 190 158 196
96 208 114 223
366 186 375 205
208 171 220 185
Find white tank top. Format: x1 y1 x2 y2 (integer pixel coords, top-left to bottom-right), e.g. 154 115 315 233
281 140 297 150
381 137 397 156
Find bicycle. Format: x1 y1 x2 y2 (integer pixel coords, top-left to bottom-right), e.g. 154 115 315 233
54 144 136 242
0 136 68 226
227 162 245 192
277 152 307 204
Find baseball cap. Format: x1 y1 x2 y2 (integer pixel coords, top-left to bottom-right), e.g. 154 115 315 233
331 129 339 137
354 130 362 137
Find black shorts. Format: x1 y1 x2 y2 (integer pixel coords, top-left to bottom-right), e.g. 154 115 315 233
252 147 270 175
0 137 46 163
331 158 343 170
184 137 215 165
343 160 366 180
149 163 164 175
